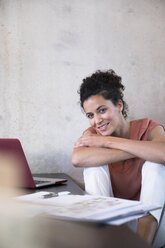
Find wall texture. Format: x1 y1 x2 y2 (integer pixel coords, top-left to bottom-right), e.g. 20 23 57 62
0 0 165 185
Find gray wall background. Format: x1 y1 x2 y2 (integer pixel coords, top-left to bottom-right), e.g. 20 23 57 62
0 0 165 186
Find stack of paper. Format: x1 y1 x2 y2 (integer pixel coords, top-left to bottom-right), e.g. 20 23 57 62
15 191 160 225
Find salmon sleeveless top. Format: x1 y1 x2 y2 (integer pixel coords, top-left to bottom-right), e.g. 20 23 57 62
108 118 160 200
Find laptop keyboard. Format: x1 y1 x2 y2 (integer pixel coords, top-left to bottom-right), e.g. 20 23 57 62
34 177 53 185
34 179 49 184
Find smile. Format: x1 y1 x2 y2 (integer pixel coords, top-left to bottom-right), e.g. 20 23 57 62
97 122 110 131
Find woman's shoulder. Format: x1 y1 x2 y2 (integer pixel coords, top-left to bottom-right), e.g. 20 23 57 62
130 118 160 127
130 118 161 140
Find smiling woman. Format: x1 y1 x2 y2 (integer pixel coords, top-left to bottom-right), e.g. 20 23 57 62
72 69 165 245
83 95 127 137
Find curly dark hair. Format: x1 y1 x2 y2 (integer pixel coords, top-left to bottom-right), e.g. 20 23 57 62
78 69 128 119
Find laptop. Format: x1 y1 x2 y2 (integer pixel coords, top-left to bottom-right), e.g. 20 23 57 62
0 139 67 188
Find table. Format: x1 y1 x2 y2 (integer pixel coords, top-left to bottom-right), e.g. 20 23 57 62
23 173 151 248
32 173 85 195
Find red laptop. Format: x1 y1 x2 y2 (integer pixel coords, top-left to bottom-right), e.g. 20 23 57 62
0 139 67 188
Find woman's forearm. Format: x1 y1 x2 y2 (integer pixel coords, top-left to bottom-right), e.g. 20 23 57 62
73 126 165 167
103 125 165 164
108 138 165 164
72 147 135 167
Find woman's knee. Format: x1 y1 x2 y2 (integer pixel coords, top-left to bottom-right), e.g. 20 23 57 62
142 161 165 184
140 161 165 223
83 165 113 196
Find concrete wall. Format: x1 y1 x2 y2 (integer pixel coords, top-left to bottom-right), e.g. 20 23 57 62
0 0 165 185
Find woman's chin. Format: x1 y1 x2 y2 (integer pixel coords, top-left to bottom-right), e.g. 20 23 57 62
99 130 112 136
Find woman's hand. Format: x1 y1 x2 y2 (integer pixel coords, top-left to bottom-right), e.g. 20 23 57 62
83 127 98 136
74 126 104 148
74 133 106 148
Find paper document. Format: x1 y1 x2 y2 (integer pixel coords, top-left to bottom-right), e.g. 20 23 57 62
16 192 161 222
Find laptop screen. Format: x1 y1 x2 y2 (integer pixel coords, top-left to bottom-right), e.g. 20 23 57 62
0 139 35 188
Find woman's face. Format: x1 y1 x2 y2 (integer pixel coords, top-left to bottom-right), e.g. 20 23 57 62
83 95 123 136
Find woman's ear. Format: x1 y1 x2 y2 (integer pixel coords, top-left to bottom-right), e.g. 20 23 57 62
118 100 123 112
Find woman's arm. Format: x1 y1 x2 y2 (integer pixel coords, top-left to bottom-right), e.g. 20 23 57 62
72 125 165 167
104 126 165 164
72 146 135 167
72 127 135 167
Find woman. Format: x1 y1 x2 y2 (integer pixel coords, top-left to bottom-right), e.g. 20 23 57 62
72 69 165 244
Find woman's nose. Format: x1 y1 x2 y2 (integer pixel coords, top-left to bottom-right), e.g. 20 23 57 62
94 114 102 125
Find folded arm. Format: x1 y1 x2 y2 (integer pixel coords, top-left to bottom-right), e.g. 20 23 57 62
105 125 165 164
72 125 165 167
72 146 135 167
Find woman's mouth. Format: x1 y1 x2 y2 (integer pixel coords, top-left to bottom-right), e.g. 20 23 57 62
98 122 110 131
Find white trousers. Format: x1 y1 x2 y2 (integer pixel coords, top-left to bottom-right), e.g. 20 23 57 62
83 161 165 223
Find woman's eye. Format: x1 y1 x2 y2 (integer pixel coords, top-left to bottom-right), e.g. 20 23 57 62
99 108 107 113
86 113 93 119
